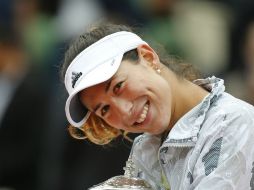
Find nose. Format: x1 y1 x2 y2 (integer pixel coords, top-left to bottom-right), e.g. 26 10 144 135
110 97 132 116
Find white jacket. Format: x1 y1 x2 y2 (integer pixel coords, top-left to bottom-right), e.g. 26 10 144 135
130 76 254 190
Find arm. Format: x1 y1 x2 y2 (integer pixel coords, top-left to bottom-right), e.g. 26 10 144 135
192 111 254 190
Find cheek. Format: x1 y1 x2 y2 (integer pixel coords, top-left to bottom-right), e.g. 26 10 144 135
152 82 173 130
161 104 172 127
124 79 151 96
104 113 126 130
160 86 173 119
149 103 172 135
153 97 172 121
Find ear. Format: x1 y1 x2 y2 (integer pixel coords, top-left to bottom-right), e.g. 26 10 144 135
136 44 160 66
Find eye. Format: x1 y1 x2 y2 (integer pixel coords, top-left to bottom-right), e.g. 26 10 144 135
113 81 123 94
101 105 110 116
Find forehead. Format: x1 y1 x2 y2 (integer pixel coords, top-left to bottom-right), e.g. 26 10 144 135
80 81 107 100
78 82 106 110
78 61 135 104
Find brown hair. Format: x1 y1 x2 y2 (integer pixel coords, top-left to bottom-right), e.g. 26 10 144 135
60 22 202 145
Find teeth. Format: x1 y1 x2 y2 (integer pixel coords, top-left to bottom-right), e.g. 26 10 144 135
136 103 149 124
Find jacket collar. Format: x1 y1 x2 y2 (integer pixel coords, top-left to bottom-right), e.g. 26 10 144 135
163 76 225 146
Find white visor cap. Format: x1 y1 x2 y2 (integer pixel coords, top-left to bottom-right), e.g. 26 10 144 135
64 31 148 128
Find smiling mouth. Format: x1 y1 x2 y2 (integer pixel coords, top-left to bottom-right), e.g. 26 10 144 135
133 101 149 126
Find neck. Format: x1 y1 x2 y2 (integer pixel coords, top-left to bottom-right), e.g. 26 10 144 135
167 73 209 130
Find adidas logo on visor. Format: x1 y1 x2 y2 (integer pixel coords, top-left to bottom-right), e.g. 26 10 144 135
71 71 82 88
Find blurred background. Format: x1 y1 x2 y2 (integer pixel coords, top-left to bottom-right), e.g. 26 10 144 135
0 0 254 189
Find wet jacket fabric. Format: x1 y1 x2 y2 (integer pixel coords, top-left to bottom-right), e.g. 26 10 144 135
130 76 254 190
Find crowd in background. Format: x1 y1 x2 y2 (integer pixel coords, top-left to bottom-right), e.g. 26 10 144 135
0 0 254 190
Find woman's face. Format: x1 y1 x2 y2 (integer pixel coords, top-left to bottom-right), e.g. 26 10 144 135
80 50 174 135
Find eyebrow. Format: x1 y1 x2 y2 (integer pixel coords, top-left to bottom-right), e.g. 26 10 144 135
105 79 112 93
93 103 101 113
93 79 113 113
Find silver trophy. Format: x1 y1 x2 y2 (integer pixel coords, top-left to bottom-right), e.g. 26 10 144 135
88 157 154 190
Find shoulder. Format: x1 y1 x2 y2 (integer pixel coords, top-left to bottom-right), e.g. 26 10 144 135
205 92 254 125
199 92 254 142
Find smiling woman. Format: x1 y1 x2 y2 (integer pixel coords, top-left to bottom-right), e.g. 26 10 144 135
61 23 201 145
60 22 254 190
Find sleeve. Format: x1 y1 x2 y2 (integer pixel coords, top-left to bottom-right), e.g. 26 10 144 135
191 110 254 190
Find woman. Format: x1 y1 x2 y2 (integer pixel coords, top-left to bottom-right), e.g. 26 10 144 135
61 23 254 190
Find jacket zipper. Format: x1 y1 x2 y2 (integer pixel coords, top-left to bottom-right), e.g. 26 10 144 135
158 140 195 190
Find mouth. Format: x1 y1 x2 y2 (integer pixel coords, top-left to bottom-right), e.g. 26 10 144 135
133 101 150 126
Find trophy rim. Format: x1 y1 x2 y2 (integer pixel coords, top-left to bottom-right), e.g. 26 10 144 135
88 175 153 190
